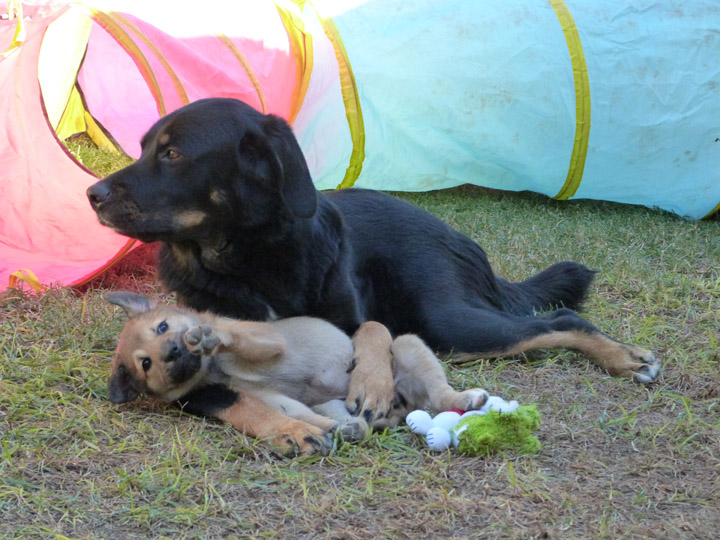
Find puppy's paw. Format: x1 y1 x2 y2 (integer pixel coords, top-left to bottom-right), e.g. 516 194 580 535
334 417 370 442
271 421 334 456
447 388 489 412
184 325 220 356
346 385 395 426
346 321 395 425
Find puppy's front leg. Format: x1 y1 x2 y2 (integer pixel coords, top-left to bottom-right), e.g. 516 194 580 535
185 321 286 361
345 321 395 424
179 384 333 456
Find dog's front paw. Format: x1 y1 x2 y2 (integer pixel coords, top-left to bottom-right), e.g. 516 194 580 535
184 325 220 356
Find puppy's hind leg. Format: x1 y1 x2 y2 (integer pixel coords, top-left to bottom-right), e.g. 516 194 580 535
263 393 368 442
391 335 489 415
313 400 369 441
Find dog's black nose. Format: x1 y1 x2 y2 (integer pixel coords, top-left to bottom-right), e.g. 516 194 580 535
166 342 182 362
86 182 111 208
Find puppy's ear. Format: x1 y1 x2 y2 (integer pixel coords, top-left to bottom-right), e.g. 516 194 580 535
105 291 157 318
108 363 140 403
237 115 317 219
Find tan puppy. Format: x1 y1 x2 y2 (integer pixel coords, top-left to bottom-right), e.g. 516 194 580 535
106 292 489 456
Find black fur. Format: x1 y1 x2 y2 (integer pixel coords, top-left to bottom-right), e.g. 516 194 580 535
166 347 202 386
178 383 240 417
88 98 599 355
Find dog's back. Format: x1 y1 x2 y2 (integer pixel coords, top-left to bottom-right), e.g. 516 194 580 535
326 188 594 330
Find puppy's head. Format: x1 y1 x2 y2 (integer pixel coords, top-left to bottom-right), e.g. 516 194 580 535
106 292 204 403
86 98 318 243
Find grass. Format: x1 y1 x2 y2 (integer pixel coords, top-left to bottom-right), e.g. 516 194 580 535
1 139 719 538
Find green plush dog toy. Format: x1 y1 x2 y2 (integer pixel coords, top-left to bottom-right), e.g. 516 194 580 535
406 397 541 455
454 405 541 456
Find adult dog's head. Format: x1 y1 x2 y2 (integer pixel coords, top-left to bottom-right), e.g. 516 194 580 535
105 291 205 403
86 98 318 243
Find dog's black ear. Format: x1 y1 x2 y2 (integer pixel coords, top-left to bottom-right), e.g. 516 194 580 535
237 115 317 219
105 291 156 318
108 363 140 403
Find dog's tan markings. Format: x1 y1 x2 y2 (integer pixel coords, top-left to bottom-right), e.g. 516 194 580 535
450 330 661 383
173 210 207 228
215 392 332 455
345 322 395 422
158 132 170 146
209 189 228 206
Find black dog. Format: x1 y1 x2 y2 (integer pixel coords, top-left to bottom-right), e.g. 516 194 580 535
87 98 660 383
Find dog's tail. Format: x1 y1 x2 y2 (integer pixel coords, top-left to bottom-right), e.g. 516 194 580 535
500 261 597 315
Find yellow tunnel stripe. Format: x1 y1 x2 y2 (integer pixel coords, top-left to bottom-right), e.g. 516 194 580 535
276 4 313 125
549 0 591 201
86 7 166 116
218 34 267 114
317 15 366 190
8 269 47 293
111 12 190 107
703 202 720 220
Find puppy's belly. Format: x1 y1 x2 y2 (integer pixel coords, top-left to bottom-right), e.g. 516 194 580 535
280 369 352 407
270 317 356 406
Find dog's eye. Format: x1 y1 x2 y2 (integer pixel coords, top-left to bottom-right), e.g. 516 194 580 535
164 149 181 160
157 321 169 335
141 358 152 372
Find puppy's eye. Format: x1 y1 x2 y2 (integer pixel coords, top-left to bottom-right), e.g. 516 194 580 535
157 321 169 335
164 149 181 160
141 358 152 372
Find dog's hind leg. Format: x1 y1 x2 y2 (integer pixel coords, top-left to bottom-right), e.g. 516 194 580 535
388 335 489 421
262 393 368 441
426 307 661 382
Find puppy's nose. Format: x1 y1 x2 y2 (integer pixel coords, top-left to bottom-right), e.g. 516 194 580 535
86 182 111 208
167 342 182 362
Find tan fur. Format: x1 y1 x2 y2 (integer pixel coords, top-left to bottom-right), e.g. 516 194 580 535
345 322 395 422
215 393 331 453
107 293 488 455
172 210 207 228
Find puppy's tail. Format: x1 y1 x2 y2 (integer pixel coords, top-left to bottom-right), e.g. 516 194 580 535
500 261 597 315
